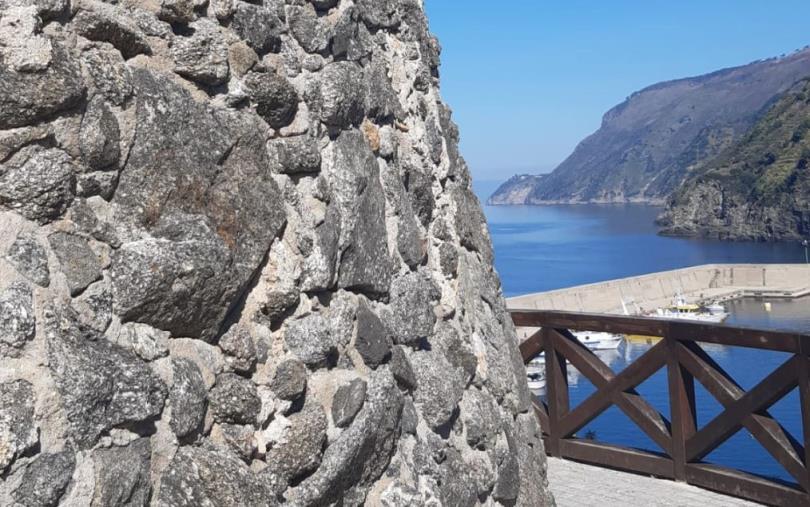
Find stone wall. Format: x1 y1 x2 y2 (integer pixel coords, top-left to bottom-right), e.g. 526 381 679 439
0 0 553 505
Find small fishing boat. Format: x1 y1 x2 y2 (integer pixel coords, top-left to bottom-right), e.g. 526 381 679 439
621 296 727 343
655 299 727 323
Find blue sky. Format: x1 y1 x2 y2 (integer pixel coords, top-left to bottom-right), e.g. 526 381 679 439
424 0 810 182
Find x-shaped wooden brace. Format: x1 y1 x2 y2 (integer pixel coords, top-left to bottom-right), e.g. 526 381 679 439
676 341 807 489
548 329 673 455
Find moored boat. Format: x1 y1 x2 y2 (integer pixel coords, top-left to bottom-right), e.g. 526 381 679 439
655 299 728 323
573 331 625 350
527 369 546 390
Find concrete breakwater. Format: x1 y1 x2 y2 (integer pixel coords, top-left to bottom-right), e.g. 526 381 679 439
507 264 810 316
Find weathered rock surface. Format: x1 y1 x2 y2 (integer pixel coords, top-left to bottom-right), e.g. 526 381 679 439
270 357 307 401
211 422 255 462
327 130 393 296
45 307 167 448
390 345 417 391
411 350 464 430
264 400 328 483
0 146 75 224
283 314 336 368
6 233 50 287
80 95 120 171
79 41 133 105
209 373 260 425
331 378 367 428
0 0 552 504
12 451 75 507
288 4 330 54
244 71 298 128
48 231 102 296
169 358 208 438
71 0 152 59
388 269 439 345
0 379 38 472
317 62 365 127
354 301 391 368
115 322 170 361
0 39 85 129
289 369 403 505
269 135 321 174
229 2 284 55
218 326 257 373
158 444 278 506
70 279 113 332
171 19 229 86
91 438 152 506
0 282 35 358
110 69 285 341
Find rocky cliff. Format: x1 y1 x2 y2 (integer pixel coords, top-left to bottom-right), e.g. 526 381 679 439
0 1 553 505
489 48 810 205
658 79 810 241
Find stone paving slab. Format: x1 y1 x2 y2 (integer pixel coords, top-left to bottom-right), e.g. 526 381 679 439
547 457 762 506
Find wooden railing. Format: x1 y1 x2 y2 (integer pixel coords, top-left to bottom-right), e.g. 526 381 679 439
511 310 810 506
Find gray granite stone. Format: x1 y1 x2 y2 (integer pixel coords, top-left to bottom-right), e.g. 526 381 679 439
169 358 207 438
209 373 260 425
0 282 35 358
270 358 307 401
5 233 49 287
354 301 391 369
0 379 38 472
331 378 366 428
12 451 75 507
48 232 102 297
0 146 75 224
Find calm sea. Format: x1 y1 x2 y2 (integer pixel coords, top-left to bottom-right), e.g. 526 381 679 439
474 179 810 484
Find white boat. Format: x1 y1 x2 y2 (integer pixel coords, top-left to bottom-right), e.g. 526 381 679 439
525 360 582 390
526 354 546 391
573 331 624 350
705 302 727 316
527 378 545 390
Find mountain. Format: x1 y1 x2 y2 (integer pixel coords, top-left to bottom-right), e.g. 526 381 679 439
658 79 810 241
489 48 810 205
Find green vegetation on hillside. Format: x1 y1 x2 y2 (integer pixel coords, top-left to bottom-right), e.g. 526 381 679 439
660 78 810 240
681 79 810 204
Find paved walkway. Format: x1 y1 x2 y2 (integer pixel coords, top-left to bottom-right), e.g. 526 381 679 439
547 458 761 506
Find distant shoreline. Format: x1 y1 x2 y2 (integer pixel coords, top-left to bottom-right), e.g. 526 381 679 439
485 198 667 206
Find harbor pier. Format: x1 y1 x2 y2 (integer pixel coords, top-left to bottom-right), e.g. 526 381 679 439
507 263 810 316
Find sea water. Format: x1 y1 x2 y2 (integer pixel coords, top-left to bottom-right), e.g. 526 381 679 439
474 180 810 484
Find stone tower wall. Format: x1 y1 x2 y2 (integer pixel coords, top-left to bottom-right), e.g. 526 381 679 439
0 0 553 504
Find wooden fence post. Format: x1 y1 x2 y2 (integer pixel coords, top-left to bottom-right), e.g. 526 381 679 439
798 350 810 498
666 334 696 482
544 327 569 456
